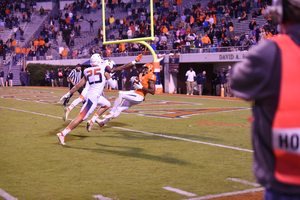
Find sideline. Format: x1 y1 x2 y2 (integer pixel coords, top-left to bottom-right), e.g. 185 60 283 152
1 86 247 102
0 188 18 200
184 188 264 200
0 106 253 153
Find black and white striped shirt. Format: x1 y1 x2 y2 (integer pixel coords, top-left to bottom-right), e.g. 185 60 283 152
68 68 82 85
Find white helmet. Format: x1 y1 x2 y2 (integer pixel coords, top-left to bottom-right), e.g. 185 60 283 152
90 53 103 66
105 59 116 70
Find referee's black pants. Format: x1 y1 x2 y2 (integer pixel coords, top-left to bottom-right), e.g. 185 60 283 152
63 84 83 106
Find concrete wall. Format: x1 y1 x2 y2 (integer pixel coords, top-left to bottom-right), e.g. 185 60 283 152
36 2 55 10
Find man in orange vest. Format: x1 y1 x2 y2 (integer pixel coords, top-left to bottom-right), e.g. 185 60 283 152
15 45 21 61
20 46 26 60
230 0 300 198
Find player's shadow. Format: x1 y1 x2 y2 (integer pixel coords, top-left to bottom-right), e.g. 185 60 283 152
64 143 190 166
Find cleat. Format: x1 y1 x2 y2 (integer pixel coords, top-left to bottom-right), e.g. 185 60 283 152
103 112 114 119
57 133 66 145
62 107 70 122
86 121 93 132
95 119 105 127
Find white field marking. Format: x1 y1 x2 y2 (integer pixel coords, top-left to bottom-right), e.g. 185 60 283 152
92 194 112 200
163 187 197 197
0 188 18 200
0 106 253 153
184 187 264 200
227 178 261 187
106 125 253 152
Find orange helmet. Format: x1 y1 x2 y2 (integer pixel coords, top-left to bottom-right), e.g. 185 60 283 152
142 63 154 75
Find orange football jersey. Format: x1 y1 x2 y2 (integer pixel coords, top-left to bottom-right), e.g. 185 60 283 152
135 73 156 97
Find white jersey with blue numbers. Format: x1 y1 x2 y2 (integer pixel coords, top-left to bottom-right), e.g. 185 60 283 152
78 64 111 121
83 64 109 95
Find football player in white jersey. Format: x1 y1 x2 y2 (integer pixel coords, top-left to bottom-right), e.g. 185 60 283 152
62 59 117 122
57 53 143 145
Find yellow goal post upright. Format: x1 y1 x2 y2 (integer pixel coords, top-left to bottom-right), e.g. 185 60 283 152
101 0 163 94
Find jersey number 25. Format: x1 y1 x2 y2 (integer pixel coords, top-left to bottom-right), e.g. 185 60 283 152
86 69 102 84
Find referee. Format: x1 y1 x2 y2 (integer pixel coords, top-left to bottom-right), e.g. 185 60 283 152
63 64 83 107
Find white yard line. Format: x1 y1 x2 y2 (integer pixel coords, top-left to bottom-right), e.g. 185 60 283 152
0 106 253 153
163 187 197 197
184 188 264 200
0 188 18 200
227 178 261 187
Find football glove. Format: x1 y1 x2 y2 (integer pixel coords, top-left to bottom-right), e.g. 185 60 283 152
135 54 143 62
130 76 137 82
133 82 143 90
60 92 71 102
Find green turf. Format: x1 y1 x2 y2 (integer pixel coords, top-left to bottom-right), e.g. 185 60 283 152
0 87 256 200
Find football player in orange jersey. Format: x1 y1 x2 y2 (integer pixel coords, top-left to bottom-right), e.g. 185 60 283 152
95 63 156 127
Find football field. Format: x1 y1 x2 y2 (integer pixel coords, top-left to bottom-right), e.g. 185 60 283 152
0 87 263 200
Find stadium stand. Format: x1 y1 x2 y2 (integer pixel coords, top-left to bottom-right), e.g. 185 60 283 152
1 0 275 86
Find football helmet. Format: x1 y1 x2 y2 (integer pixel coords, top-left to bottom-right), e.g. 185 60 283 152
90 53 103 66
142 63 154 75
105 59 116 70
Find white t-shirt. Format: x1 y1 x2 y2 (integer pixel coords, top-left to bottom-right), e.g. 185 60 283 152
185 70 196 81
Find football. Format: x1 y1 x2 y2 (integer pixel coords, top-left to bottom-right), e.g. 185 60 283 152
132 77 139 85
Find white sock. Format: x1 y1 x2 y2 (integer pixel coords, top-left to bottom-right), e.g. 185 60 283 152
111 96 124 113
62 126 72 136
89 113 100 125
68 98 83 111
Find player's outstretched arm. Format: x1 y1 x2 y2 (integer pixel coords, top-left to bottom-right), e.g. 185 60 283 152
111 54 143 72
70 77 87 94
60 77 87 102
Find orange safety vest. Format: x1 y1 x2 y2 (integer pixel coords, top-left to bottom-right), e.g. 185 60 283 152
15 47 20 53
272 34 300 186
20 48 26 54
58 71 63 77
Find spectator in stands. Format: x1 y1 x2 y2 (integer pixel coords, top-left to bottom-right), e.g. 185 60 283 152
89 46 96 55
11 37 16 52
177 0 182 14
202 32 211 48
57 31 62 46
20 46 26 60
238 11 247 22
72 48 78 59
82 47 88 58
221 37 230 49
15 45 20 61
228 26 235 42
45 47 53 60
38 45 45 60
231 36 240 47
2 42 7 61
61 47 68 59
249 19 257 30
86 19 97 32
109 15 115 30
0 20 4 32
263 29 273 40
40 6 44 17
